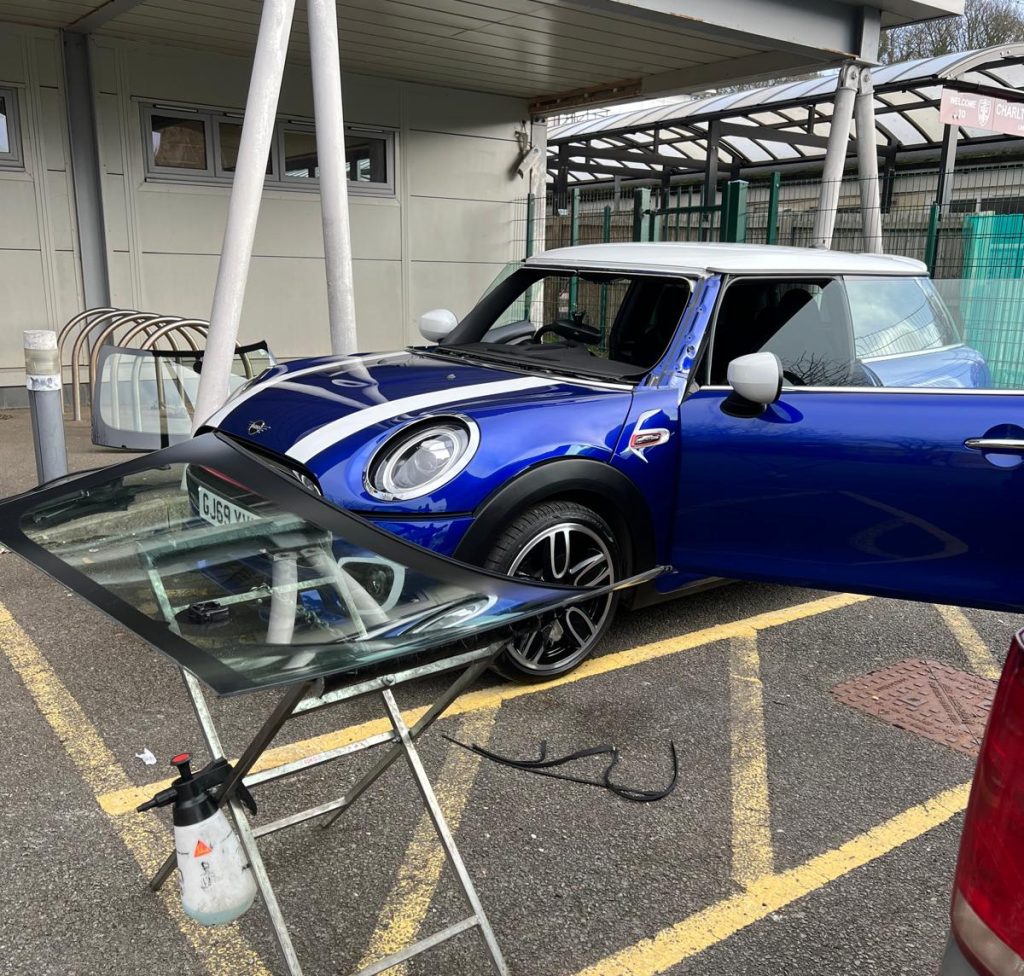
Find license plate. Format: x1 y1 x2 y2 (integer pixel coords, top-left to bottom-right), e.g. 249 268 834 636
197 485 257 528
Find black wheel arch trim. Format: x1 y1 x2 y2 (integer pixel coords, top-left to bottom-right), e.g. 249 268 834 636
454 457 655 573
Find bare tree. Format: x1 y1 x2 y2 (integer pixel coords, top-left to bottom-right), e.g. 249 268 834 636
879 0 1024 63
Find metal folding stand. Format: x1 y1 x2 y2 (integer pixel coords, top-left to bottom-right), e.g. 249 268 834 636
148 644 509 976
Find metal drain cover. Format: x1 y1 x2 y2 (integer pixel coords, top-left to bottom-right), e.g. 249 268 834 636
831 658 997 756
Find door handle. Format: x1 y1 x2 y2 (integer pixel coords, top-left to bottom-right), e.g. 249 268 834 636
964 437 1024 453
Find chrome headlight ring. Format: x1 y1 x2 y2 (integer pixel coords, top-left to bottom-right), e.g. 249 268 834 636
365 416 480 501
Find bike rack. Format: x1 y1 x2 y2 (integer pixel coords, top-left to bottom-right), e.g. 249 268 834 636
57 307 118 420
68 310 149 420
57 308 216 422
128 322 208 430
90 314 182 430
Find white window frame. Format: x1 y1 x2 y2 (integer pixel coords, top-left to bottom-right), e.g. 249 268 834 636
0 86 24 170
277 121 321 184
213 113 278 181
140 100 395 196
143 104 215 178
342 124 396 196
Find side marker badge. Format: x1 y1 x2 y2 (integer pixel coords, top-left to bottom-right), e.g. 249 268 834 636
625 411 671 463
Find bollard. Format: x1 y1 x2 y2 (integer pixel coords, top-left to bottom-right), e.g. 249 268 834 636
24 330 68 485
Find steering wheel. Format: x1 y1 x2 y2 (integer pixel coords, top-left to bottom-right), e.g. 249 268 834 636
531 308 601 346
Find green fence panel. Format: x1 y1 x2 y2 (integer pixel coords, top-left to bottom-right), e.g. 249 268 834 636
766 172 781 246
599 205 611 328
568 187 580 310
924 203 940 276
721 180 748 243
632 187 651 242
961 212 1024 389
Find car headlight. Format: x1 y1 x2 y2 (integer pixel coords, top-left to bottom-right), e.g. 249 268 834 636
366 417 479 500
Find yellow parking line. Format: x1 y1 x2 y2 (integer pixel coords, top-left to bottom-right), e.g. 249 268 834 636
728 630 773 886
99 591 872 817
934 604 1001 680
0 604 272 976
357 708 499 973
574 781 971 976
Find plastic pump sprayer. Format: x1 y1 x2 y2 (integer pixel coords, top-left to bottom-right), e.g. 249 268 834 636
138 753 258 925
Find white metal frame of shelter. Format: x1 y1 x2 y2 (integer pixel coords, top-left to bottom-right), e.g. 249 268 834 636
548 45 1024 255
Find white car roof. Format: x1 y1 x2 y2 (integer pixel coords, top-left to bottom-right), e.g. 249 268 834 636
525 243 927 277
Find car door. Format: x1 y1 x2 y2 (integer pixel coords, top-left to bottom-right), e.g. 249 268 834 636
672 272 1024 612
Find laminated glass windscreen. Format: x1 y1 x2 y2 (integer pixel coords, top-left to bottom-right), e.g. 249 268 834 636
7 436 579 695
93 343 274 450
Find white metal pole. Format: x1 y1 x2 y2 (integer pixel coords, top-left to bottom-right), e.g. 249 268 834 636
307 0 358 355
192 0 296 432
811 63 859 250
855 67 884 254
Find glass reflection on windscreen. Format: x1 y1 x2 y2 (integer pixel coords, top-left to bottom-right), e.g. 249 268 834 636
18 462 505 690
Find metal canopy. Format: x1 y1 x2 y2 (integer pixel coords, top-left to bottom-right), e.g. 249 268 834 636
549 45 1024 184
0 0 961 109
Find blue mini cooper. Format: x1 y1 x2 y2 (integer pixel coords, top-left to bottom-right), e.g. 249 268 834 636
203 242 1015 680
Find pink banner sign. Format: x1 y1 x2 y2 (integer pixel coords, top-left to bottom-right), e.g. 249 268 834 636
940 87 1024 138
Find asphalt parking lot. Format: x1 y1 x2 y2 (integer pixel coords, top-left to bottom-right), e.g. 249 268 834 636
1 409 1018 976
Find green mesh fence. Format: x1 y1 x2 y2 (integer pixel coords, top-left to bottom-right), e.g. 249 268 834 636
960 213 1024 390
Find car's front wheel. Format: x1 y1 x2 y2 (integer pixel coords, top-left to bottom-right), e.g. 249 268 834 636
484 501 623 681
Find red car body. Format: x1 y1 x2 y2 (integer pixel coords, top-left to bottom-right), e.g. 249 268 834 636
941 630 1024 975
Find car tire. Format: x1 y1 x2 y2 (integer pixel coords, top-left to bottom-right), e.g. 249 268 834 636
484 500 623 682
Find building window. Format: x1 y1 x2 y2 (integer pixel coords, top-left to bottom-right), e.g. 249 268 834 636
215 119 274 178
150 113 210 172
0 87 24 169
140 102 394 195
281 125 319 180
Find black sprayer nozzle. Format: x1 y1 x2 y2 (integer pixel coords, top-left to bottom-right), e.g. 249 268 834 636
136 755 258 821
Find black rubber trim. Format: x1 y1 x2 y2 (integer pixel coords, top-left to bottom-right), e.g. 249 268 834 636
358 510 474 522
454 457 655 571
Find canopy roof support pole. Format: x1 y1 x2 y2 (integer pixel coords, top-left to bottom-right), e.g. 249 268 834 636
308 0 357 355
936 121 959 215
811 63 858 249
854 67 883 254
192 0 296 430
703 119 721 211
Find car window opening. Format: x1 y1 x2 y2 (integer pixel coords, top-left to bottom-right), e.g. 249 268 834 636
438 267 692 382
711 277 877 389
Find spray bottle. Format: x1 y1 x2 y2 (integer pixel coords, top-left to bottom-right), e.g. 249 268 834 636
138 753 258 925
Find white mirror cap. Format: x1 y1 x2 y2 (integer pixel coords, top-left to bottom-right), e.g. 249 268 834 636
419 308 459 343
727 352 783 406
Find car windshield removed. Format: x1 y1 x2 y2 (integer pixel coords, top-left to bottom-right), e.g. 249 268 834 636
0 435 591 695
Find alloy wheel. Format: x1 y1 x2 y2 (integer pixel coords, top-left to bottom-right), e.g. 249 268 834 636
504 521 616 675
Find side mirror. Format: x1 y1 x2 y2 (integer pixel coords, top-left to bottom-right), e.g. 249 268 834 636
724 352 783 417
419 308 459 344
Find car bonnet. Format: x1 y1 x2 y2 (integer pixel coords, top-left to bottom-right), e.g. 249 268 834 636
208 349 628 473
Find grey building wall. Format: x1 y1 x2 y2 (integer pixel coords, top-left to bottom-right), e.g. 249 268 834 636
0 23 540 391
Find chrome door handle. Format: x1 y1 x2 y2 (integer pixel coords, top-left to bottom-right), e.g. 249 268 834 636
964 437 1024 453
